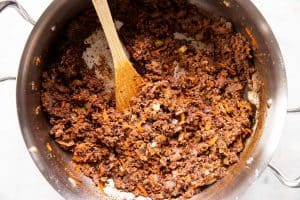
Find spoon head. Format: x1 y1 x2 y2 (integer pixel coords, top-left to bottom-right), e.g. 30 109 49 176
115 60 144 111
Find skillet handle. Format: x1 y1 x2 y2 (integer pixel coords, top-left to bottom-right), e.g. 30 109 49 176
268 108 300 188
0 0 35 25
268 164 300 188
0 0 35 82
0 77 16 82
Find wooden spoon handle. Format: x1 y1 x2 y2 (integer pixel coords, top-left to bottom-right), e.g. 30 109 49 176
92 0 127 67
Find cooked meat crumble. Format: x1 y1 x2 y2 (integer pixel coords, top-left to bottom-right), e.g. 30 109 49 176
41 0 256 199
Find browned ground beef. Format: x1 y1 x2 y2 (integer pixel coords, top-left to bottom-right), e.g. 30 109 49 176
41 0 256 199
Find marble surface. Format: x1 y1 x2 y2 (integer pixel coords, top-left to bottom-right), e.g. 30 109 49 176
0 0 299 199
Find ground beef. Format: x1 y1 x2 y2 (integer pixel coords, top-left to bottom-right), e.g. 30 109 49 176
41 1 256 199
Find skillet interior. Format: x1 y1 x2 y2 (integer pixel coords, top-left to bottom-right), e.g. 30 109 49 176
17 0 287 199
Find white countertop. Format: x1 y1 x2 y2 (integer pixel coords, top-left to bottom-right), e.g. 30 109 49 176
0 0 299 199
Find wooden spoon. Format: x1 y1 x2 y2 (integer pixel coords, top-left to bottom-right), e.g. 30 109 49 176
92 0 144 111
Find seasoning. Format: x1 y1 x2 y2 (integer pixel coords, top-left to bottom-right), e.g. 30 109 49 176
178 45 188 53
154 40 164 47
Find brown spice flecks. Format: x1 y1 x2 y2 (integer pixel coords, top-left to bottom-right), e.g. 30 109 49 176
245 27 259 50
33 56 41 67
40 1 257 199
34 105 41 115
46 142 53 152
